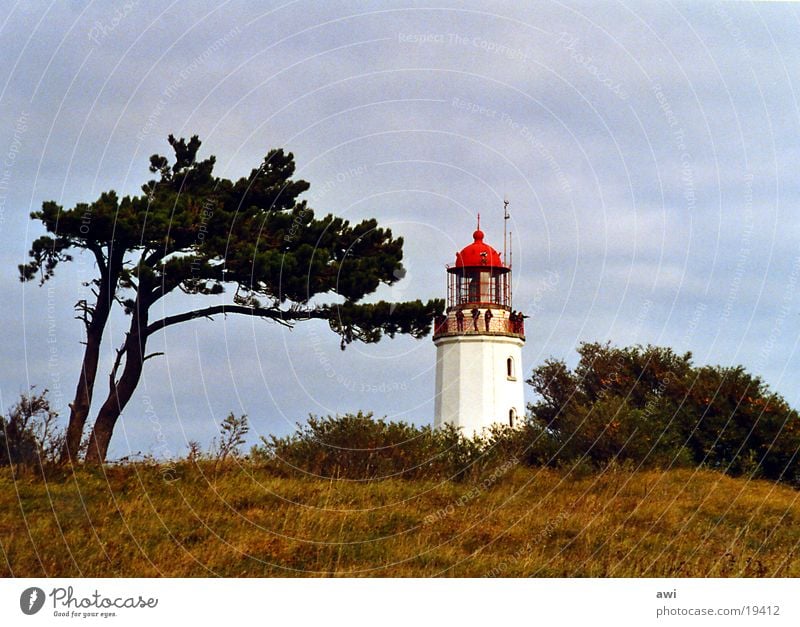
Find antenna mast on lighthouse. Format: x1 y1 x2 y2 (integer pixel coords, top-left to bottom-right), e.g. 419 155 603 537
503 198 510 266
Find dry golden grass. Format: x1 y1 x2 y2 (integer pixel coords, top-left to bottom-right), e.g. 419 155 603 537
2 462 799 577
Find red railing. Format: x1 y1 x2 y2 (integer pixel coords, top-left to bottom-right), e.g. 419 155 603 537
433 311 524 338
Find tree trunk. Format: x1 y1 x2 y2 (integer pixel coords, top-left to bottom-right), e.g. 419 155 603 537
60 270 117 464
84 300 149 465
61 325 103 462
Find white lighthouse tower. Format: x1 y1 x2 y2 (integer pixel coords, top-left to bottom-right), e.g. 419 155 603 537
433 215 525 436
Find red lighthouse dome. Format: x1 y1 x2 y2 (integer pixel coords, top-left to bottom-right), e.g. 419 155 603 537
454 229 505 268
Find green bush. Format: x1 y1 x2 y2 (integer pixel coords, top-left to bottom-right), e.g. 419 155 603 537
526 342 800 484
253 411 526 481
0 389 63 468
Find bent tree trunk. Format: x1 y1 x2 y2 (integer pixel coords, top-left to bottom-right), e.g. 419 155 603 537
62 324 103 463
84 302 149 465
61 265 119 464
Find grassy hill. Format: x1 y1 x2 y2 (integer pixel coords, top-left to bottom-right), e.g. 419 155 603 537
2 462 798 577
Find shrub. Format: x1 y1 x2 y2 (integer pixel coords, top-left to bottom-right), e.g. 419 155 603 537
526 342 800 484
0 388 64 468
213 412 249 463
253 412 519 481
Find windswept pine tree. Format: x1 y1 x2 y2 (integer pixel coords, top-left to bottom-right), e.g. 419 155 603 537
21 135 443 463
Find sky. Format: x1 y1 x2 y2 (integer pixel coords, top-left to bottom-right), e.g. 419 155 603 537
1 1 799 460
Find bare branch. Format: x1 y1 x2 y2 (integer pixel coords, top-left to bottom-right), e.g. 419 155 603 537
74 299 95 329
86 241 107 276
108 337 128 390
144 304 329 338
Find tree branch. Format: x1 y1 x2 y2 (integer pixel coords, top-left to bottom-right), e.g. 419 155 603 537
87 241 107 276
108 338 127 391
73 299 94 329
144 304 329 338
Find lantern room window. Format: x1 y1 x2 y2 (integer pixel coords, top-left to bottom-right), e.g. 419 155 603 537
448 268 510 307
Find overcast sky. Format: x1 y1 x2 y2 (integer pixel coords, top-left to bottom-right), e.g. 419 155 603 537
1 1 799 460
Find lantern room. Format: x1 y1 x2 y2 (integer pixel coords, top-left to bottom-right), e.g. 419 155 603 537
446 227 510 309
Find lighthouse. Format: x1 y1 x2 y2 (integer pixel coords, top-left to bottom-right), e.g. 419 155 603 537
433 215 525 437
